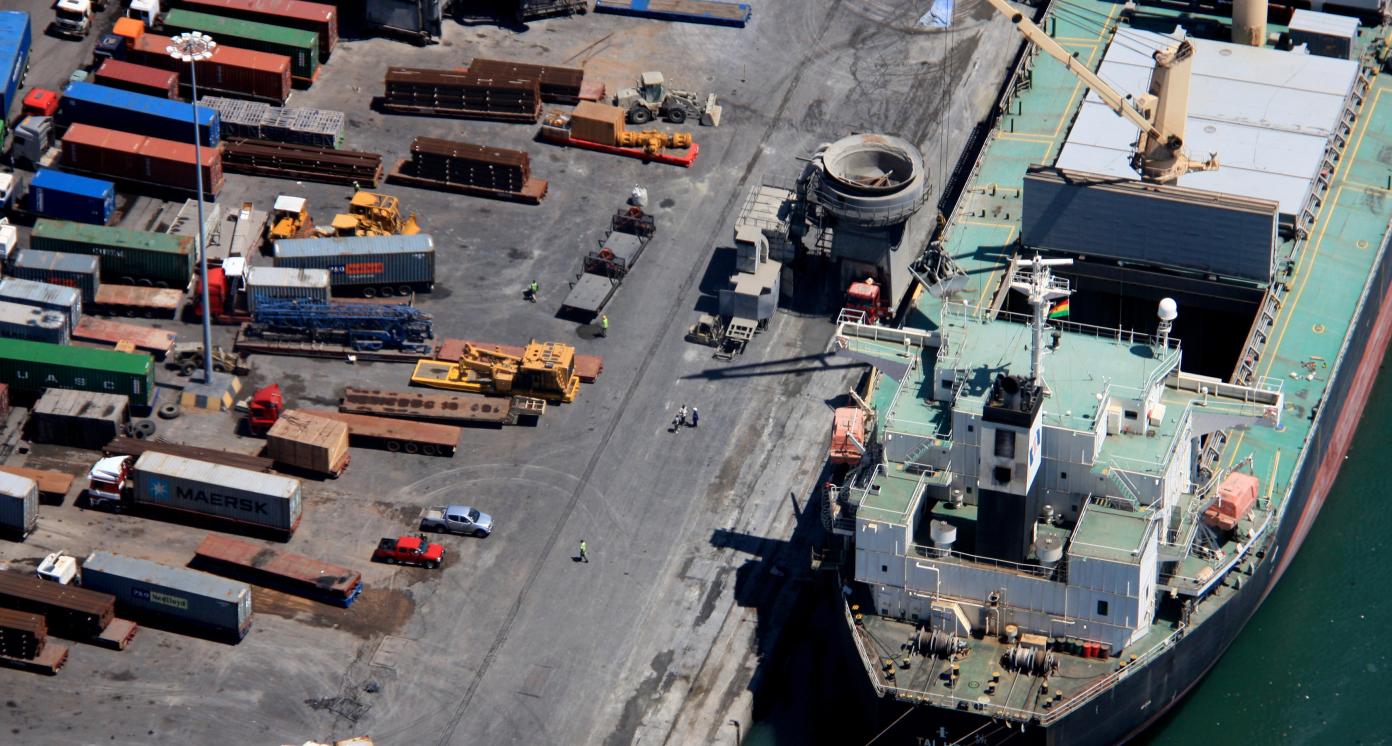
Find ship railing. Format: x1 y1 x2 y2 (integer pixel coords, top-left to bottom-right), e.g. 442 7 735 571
840 595 1040 724
1159 510 1273 596
908 542 1062 582
993 307 1182 354
1038 623 1188 724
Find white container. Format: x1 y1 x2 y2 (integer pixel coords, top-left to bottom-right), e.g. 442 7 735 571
245 266 330 313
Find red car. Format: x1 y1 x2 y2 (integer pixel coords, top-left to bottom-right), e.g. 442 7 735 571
372 535 445 568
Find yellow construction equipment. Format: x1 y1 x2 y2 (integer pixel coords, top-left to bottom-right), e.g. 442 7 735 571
330 191 421 237
267 195 314 241
410 342 581 403
617 129 693 155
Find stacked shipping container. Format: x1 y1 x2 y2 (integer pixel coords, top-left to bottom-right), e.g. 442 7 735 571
81 551 254 640
92 59 181 99
28 169 116 225
10 250 102 303
175 0 338 61
161 9 319 82
125 31 292 104
59 82 220 147
31 219 194 288
0 338 155 407
273 234 436 293
60 123 224 199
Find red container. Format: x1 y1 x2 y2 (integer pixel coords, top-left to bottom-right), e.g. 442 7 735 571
61 123 224 198
93 59 181 99
177 0 337 61
126 32 291 104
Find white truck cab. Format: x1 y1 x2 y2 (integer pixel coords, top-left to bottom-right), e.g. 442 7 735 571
87 455 132 506
54 0 93 38
126 0 160 26
38 552 79 585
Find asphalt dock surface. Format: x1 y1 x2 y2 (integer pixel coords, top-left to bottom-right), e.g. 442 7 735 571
0 1 1021 743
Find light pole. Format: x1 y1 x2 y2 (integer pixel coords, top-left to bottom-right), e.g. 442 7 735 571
167 32 217 383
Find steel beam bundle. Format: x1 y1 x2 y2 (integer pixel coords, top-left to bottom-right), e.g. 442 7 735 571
388 137 548 204
383 67 542 123
222 139 382 186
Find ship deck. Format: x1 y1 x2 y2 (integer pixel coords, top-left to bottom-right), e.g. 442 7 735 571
846 0 1392 723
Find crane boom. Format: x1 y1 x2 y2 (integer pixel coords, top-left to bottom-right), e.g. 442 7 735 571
982 0 1218 183
982 0 1162 140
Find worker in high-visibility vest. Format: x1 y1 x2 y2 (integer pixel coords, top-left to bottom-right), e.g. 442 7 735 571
600 314 609 337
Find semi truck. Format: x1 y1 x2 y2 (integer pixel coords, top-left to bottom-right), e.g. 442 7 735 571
81 551 254 641
86 451 304 538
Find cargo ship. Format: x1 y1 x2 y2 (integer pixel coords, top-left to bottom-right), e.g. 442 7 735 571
812 0 1392 742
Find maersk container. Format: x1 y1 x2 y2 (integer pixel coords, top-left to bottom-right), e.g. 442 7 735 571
245 266 329 313
80 551 253 641
0 471 38 538
273 234 435 295
29 169 116 225
0 301 68 345
161 9 319 82
30 219 194 288
131 451 303 536
0 277 82 332
58 81 221 148
0 338 154 407
0 11 31 123
10 249 102 304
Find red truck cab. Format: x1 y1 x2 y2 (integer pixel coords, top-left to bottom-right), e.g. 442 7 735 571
22 88 60 119
87 455 133 507
844 278 885 324
372 535 445 568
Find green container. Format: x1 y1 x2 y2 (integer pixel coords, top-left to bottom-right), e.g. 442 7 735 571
30 219 194 288
0 338 155 407
162 10 319 82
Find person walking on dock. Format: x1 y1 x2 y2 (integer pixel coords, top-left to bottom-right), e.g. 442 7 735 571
600 314 609 337
527 280 539 303
579 540 589 563
691 407 699 428
674 404 687 432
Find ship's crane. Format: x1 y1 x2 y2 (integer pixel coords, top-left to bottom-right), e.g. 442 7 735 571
983 0 1219 184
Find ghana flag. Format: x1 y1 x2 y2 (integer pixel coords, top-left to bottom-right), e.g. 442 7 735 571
1049 299 1071 319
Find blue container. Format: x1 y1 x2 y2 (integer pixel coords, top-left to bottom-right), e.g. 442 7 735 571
58 81 221 148
0 11 31 121
29 169 116 225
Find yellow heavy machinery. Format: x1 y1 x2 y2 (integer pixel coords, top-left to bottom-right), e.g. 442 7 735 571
617 129 693 156
330 191 421 237
267 195 314 241
411 342 581 403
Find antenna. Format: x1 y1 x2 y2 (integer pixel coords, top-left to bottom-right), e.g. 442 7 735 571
1157 297 1177 349
1009 254 1072 388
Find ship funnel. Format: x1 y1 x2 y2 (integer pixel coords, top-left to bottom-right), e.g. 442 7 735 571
1232 0 1267 46
1157 297 1177 349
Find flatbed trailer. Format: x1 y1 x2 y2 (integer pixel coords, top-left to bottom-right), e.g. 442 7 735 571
435 339 604 382
299 408 460 456
594 0 752 27
540 126 700 167
0 572 139 649
561 273 621 316
0 467 75 499
103 437 274 473
340 386 543 425
0 642 69 675
386 162 549 205
92 285 184 318
233 327 425 362
72 318 177 355
560 209 655 317
192 534 363 607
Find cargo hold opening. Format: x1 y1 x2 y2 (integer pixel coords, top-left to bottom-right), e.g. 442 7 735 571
1002 259 1265 379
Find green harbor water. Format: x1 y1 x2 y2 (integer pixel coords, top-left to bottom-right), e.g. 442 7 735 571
1138 355 1392 745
